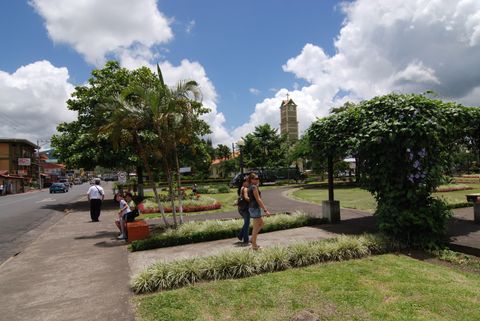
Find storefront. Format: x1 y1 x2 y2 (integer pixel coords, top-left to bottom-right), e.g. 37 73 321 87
0 171 25 195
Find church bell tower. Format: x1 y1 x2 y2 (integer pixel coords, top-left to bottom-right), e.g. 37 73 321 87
279 94 299 142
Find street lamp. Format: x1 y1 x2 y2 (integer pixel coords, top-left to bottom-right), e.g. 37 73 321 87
236 138 245 174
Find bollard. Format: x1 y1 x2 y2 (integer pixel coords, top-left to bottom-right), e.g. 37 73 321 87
465 194 480 224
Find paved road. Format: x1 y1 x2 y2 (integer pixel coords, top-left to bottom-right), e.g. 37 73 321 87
0 183 104 264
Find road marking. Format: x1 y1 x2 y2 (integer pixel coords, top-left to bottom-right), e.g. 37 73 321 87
35 198 56 203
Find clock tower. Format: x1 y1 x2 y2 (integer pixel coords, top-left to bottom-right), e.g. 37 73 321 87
279 94 299 142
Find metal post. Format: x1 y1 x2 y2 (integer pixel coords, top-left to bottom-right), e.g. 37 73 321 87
240 147 244 174
37 140 41 190
328 156 334 202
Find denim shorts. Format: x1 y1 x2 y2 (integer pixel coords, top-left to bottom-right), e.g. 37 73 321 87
249 207 262 218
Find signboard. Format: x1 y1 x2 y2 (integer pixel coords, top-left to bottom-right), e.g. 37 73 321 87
179 167 191 173
118 171 127 183
18 158 31 166
17 169 27 176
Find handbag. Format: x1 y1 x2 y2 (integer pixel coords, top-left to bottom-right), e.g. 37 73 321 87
126 209 140 222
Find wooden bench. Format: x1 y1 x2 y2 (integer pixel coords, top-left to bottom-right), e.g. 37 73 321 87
126 220 150 242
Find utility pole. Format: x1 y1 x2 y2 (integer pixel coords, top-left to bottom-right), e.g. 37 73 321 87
37 140 41 190
36 139 50 190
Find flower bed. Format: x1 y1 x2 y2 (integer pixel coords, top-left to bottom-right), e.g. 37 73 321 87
138 196 221 214
435 184 473 192
138 202 221 214
131 234 399 294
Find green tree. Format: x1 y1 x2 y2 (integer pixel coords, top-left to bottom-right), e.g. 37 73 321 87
51 61 134 170
125 65 210 225
308 93 478 247
215 144 231 160
218 158 238 178
243 124 289 169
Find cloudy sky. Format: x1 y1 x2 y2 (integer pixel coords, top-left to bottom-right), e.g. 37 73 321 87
1 0 480 147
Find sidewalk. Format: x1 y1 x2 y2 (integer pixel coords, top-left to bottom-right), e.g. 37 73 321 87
0 199 134 321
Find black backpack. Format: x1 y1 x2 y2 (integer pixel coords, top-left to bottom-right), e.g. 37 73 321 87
237 187 249 211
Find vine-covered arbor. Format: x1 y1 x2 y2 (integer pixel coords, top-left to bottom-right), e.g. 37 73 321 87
307 93 480 246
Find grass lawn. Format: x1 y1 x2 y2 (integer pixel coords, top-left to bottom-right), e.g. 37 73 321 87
291 183 480 212
135 254 480 321
291 186 377 212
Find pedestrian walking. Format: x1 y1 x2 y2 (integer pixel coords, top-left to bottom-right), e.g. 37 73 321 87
247 172 271 250
86 178 104 222
237 176 250 245
0 183 3 196
115 192 130 240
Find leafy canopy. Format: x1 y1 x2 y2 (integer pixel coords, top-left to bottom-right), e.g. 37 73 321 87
308 93 480 247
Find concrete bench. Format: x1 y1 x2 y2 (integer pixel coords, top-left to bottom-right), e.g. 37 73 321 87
465 194 480 224
126 220 150 242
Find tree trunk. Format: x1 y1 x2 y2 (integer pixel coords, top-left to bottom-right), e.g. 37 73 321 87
174 141 184 224
167 169 178 227
136 165 144 200
135 135 168 227
163 157 177 227
144 159 169 227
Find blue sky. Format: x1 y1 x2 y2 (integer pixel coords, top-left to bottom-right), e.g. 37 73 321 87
1 0 480 146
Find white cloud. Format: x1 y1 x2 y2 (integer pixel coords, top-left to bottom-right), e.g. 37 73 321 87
30 0 173 66
186 20 196 34
233 0 480 140
159 60 232 145
0 61 75 144
249 88 261 95
31 0 233 145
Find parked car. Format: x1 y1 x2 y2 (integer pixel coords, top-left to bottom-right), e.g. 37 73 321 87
73 178 82 185
58 178 70 188
50 182 69 193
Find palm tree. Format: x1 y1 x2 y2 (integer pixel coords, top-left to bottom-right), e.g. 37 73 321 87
99 93 171 227
126 65 210 226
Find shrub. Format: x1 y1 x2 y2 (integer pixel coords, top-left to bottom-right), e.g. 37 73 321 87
131 234 399 294
217 185 231 193
129 212 323 251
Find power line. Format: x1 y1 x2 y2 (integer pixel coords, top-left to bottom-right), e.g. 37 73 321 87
0 110 26 130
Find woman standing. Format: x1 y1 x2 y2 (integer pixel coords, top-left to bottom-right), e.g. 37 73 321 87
237 176 250 245
248 173 271 250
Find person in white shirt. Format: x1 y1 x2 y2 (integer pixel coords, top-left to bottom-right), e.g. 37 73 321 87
86 178 105 222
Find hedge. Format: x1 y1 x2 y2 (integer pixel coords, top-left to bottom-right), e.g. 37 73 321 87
129 212 324 251
131 233 399 294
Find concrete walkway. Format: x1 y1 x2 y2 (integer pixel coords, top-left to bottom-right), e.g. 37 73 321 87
0 198 135 321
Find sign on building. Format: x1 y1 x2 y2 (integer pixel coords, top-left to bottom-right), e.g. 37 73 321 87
18 158 31 166
17 169 27 176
